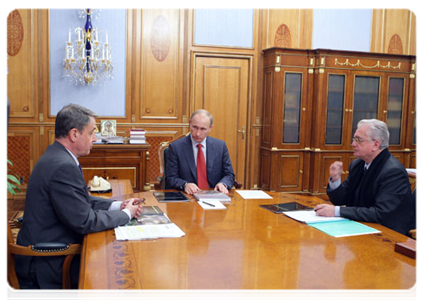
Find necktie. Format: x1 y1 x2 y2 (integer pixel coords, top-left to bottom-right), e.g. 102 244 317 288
196 144 208 189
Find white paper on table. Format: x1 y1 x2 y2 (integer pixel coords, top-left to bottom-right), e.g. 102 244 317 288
283 210 346 224
197 200 227 210
236 190 273 199
115 223 185 241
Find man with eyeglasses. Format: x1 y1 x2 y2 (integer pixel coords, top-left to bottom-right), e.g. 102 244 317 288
314 119 415 235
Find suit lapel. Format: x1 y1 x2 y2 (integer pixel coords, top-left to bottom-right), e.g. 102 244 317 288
183 136 197 179
206 138 215 175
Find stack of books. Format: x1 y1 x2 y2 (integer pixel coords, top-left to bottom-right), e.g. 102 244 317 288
129 129 146 144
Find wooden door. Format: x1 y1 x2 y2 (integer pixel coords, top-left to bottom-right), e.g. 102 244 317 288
193 55 250 185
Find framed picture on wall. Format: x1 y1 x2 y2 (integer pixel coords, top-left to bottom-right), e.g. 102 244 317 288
101 120 117 136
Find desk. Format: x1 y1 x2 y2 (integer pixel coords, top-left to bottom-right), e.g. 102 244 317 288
79 190 415 289
79 143 150 192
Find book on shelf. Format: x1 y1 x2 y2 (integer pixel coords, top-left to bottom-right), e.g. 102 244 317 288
130 129 146 135
129 128 146 144
129 138 146 144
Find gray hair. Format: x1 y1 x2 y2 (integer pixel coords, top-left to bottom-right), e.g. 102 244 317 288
357 119 389 149
190 109 214 127
55 104 97 138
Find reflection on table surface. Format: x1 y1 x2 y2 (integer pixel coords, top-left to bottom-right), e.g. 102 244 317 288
78 191 420 300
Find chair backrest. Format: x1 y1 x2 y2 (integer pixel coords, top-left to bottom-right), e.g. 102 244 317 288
7 222 20 288
7 220 81 289
155 134 188 190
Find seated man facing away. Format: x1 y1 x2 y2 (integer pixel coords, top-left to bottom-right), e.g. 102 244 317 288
314 119 415 235
15 104 143 289
165 109 235 195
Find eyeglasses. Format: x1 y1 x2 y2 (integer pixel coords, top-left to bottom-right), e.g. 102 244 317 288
351 136 374 144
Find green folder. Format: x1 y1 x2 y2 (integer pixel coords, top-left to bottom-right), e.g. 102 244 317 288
308 219 380 237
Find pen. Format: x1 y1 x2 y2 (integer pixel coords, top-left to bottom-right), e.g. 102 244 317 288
202 201 215 207
133 199 146 205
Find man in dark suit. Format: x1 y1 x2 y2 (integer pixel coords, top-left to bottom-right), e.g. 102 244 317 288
315 119 415 235
165 109 235 195
15 104 143 289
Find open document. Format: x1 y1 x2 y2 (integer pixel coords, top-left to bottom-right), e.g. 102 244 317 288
115 223 185 241
283 210 380 237
115 212 185 240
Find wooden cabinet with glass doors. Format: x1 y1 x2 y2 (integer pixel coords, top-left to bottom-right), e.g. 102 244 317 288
309 49 416 194
260 48 415 194
260 48 313 192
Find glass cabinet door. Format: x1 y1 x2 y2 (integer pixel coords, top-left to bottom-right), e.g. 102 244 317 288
282 73 302 143
352 76 380 137
386 77 404 145
325 74 345 144
413 79 420 145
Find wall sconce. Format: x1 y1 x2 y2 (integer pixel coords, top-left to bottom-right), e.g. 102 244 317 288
63 9 113 85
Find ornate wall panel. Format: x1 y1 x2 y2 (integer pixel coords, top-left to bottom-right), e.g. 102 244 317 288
7 128 39 186
140 9 182 120
7 9 35 119
371 9 416 55
265 9 312 49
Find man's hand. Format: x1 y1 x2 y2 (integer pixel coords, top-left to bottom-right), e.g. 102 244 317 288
120 198 145 209
214 182 229 194
122 198 143 219
329 161 343 182
314 203 335 217
184 183 201 195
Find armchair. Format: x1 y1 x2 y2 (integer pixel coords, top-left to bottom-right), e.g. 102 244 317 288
153 134 242 190
7 219 81 289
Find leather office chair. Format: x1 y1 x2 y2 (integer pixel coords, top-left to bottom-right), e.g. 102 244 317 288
154 134 187 190
153 134 242 190
7 218 81 289
408 172 420 241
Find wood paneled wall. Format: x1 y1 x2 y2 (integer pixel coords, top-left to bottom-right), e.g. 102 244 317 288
371 9 416 55
7 9 417 199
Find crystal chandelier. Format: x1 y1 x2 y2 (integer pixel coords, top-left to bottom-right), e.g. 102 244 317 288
63 9 113 85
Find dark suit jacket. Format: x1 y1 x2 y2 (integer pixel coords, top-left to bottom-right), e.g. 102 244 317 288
16 141 129 289
165 135 235 190
327 149 415 235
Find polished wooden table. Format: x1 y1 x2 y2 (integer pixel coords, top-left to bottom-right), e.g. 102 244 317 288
80 186 415 289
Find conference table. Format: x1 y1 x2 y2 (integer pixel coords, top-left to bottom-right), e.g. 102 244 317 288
80 180 415 289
